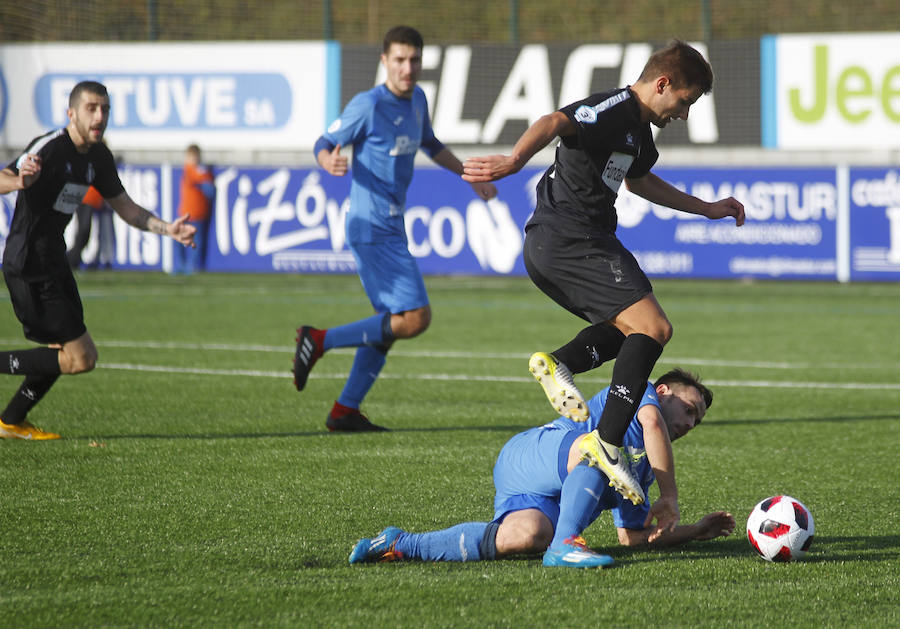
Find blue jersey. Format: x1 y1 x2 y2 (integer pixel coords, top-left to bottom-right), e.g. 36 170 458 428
320 84 443 244
493 382 659 530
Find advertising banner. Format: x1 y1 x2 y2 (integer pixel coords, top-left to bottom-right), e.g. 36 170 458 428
0 39 762 154
618 167 839 279
848 167 900 281
0 42 334 152
341 40 762 148
762 33 900 149
178 164 840 280
4 163 897 283
202 165 531 275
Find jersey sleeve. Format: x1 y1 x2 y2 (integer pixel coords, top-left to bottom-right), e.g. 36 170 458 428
625 127 658 179
637 382 660 411
418 96 445 158
9 135 45 171
321 91 372 149
560 92 624 146
92 145 125 199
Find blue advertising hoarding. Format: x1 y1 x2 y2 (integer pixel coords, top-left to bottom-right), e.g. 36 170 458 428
619 167 839 279
848 168 900 281
199 164 842 281
1 163 897 283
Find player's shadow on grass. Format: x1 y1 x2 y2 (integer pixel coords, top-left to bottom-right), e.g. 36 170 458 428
93 424 533 440
606 534 900 564
707 412 900 426
799 534 900 563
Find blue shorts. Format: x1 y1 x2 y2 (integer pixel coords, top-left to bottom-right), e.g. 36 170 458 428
350 240 429 314
491 427 581 528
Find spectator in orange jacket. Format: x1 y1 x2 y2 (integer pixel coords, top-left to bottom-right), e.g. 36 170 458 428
174 144 214 274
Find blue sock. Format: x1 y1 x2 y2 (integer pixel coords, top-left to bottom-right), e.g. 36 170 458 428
549 462 607 548
337 345 387 409
323 313 391 351
395 522 493 562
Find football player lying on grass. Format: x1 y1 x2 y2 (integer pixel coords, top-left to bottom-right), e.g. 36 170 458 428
350 368 735 567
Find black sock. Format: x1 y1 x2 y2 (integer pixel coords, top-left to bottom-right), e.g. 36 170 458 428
596 334 663 446
2 374 59 424
552 323 625 374
0 347 61 376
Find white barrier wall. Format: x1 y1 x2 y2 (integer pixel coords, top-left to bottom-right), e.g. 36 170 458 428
0 42 335 152
762 33 900 149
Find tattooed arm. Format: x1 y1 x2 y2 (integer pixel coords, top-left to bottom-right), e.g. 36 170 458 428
106 191 196 247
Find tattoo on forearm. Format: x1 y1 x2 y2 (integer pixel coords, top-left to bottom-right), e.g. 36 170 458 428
148 218 168 235
135 211 168 235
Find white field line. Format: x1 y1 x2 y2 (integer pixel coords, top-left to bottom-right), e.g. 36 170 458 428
10 337 895 371
2 338 897 390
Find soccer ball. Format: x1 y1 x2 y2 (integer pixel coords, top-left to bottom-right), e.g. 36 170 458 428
746 495 814 562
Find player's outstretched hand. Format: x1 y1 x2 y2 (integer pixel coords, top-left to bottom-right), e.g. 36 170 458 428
707 196 745 226
322 144 348 177
644 494 681 542
169 213 198 248
692 511 736 541
462 154 519 183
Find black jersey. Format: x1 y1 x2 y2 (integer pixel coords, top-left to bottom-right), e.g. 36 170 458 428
3 128 124 280
528 87 658 236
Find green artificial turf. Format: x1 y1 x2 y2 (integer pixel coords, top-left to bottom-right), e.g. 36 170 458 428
1 273 897 628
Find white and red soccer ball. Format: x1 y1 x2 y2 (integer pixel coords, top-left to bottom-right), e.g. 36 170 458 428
746 495 814 562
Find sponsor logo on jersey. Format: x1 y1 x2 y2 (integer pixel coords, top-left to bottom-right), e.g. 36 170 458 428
53 182 90 215
601 152 634 193
389 135 418 156
327 118 342 134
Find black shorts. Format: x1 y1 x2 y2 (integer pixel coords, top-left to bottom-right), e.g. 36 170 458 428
3 270 87 344
523 223 652 324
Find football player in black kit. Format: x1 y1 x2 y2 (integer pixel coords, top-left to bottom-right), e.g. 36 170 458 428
463 41 744 536
0 80 196 440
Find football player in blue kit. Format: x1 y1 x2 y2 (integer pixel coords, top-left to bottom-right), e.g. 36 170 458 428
0 81 196 440
294 25 496 432
463 41 745 516
349 369 735 567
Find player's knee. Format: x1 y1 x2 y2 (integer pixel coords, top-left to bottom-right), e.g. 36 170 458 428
394 307 431 338
62 348 97 374
527 526 553 552
656 320 673 345
497 517 553 554
641 318 673 346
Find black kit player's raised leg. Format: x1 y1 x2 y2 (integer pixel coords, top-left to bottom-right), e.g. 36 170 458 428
550 322 626 375
594 333 663 447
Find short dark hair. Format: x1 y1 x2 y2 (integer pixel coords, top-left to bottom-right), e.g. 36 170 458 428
69 80 108 109
639 40 713 94
654 368 713 411
383 25 423 53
